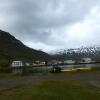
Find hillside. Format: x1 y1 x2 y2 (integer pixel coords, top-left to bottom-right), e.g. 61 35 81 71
0 30 50 63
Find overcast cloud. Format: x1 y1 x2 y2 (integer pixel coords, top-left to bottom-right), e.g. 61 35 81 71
0 0 100 52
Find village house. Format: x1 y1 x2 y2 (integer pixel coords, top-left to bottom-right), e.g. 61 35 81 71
25 63 30 66
64 60 75 64
11 61 23 67
11 61 24 74
81 58 92 63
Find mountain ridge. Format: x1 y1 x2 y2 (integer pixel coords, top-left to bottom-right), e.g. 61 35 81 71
0 30 50 62
49 46 100 55
49 46 100 61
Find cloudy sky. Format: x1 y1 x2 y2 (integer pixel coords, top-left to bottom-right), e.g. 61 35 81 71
0 0 100 52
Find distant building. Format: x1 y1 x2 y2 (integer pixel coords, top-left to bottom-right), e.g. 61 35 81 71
11 61 23 67
52 60 58 64
11 61 24 74
64 60 75 64
35 61 40 64
33 61 46 66
25 63 30 66
58 61 63 64
40 62 46 65
81 58 92 63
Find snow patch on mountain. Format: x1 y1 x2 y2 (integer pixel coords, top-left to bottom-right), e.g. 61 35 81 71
48 46 100 55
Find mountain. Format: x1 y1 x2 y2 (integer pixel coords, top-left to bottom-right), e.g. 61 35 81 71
49 46 100 61
0 30 50 64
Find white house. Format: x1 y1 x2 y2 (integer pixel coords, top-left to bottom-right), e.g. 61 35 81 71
64 60 75 64
11 61 24 74
81 58 92 63
40 62 46 65
11 61 23 67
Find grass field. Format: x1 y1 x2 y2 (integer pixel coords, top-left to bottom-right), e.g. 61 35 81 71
0 67 100 100
0 78 100 100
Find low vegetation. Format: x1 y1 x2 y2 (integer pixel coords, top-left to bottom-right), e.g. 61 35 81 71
0 59 9 68
0 79 100 100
